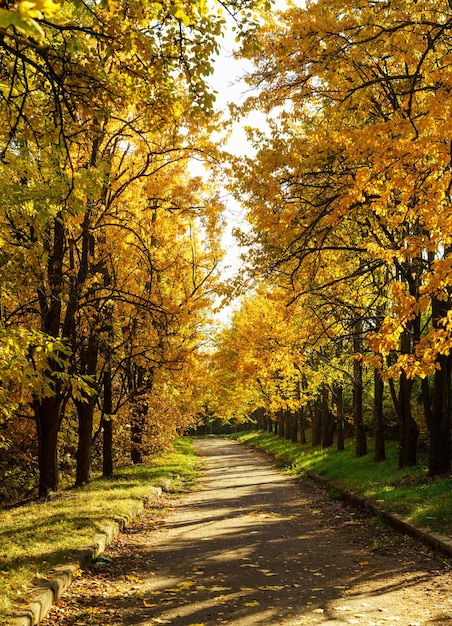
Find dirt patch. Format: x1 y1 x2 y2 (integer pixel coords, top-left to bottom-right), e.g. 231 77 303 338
41 438 452 625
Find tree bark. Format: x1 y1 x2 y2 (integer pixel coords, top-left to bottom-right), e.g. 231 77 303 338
333 383 345 452
373 368 386 462
35 396 61 497
298 407 306 444
75 331 99 486
131 399 147 463
321 385 335 448
75 397 97 486
353 319 367 457
102 308 114 477
389 329 418 467
312 396 322 446
278 409 285 438
428 353 452 475
290 411 298 443
34 213 66 496
398 371 418 467
285 410 293 440
423 294 452 476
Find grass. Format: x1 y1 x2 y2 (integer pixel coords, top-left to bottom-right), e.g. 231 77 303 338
229 430 452 537
0 437 201 619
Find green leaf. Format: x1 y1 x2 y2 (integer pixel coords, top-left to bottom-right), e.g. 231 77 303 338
0 8 44 38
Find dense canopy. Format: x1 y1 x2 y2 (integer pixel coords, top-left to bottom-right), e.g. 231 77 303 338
1 0 452 506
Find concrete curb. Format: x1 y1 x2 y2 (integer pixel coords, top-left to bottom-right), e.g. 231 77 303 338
308 473 452 560
246 442 452 561
6 486 162 626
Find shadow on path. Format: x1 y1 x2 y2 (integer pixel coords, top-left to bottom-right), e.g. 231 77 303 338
42 438 452 626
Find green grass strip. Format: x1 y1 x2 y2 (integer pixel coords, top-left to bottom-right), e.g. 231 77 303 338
0 437 200 618
230 431 452 537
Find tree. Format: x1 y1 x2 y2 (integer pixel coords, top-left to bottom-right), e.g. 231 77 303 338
230 0 452 475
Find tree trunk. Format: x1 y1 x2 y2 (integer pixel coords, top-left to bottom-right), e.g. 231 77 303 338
35 396 61 497
285 410 293 440
102 366 114 477
353 320 367 457
373 368 386 462
298 407 306 444
392 330 418 467
422 294 452 476
428 353 452 475
321 386 335 448
333 383 345 452
278 409 285 438
291 411 298 443
75 397 97 486
398 373 418 467
131 399 147 463
268 413 273 433
103 417 113 477
75 332 99 486
312 396 322 446
34 214 66 496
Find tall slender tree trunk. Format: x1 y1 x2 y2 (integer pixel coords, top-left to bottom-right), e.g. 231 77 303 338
333 382 345 452
374 368 386 462
75 396 97 486
75 332 99 486
423 294 452 476
428 354 452 475
312 396 322 446
268 413 273 433
298 407 306 444
35 214 66 497
291 411 298 443
278 409 285 438
102 308 114 477
398 372 418 467
131 399 147 463
321 385 335 448
394 330 418 467
103 416 113 477
353 319 367 457
35 396 61 497
285 410 293 440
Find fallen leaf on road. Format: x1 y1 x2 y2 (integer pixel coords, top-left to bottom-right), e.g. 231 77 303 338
167 580 196 591
257 568 277 576
244 600 260 607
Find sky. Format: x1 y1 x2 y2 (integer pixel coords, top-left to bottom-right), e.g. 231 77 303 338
198 1 292 322
204 16 266 296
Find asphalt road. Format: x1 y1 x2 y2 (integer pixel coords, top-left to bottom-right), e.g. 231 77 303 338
42 438 452 625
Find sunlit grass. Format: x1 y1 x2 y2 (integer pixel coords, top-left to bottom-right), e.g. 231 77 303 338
0 438 200 619
230 431 452 537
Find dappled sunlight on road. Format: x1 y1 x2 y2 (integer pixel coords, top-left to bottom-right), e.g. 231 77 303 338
41 438 452 626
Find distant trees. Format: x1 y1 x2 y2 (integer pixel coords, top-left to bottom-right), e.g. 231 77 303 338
224 0 452 476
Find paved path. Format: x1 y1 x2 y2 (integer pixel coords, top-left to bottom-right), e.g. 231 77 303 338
43 438 452 625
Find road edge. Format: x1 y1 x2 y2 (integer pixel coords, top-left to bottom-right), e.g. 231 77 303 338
308 472 452 560
239 439 452 561
5 486 162 626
